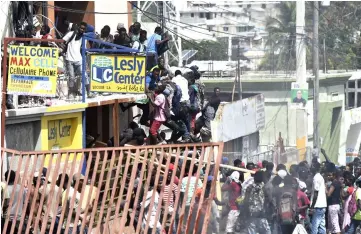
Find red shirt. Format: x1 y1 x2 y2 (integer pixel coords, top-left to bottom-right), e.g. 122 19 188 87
222 181 241 210
297 189 310 218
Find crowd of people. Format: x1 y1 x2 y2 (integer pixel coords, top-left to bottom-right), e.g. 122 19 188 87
213 156 361 234
7 154 361 234
106 65 221 146
5 19 222 145
5 19 169 107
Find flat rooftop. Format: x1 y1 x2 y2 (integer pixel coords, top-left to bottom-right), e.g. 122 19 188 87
6 93 147 118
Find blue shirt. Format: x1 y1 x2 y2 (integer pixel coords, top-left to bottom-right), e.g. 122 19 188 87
146 34 162 54
145 74 159 91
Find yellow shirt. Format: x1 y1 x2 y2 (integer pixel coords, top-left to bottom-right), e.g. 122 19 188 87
354 188 361 220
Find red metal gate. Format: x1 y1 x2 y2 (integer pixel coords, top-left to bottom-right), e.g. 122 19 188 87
1 142 224 234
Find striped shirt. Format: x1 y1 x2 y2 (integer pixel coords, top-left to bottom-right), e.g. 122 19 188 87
163 183 179 208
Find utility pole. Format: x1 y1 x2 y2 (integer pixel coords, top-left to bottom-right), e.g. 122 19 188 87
313 1 320 156
323 38 327 73
158 1 169 66
296 1 306 83
295 1 308 161
237 40 242 100
175 4 182 67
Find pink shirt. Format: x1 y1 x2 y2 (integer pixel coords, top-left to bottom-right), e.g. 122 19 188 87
154 93 166 122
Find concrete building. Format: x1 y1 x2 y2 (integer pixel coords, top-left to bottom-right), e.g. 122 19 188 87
203 71 357 165
177 1 279 65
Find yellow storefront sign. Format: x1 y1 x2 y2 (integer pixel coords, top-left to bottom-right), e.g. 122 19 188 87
90 55 146 93
41 112 83 166
7 45 58 97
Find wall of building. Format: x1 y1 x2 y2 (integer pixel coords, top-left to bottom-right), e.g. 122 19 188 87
211 94 265 142
0 1 13 40
94 1 130 34
5 121 41 151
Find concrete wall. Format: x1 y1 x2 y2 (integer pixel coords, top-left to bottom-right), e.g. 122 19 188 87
211 94 265 142
5 121 41 151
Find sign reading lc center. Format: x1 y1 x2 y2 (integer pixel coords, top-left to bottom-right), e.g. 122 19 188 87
90 55 146 93
7 45 58 97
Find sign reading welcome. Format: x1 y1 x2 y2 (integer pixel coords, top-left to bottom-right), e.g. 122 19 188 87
7 45 58 96
90 55 146 93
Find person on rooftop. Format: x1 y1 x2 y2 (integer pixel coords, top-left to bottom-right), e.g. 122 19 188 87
146 26 169 70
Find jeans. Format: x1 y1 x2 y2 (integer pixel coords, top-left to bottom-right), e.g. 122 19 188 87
66 60 89 95
311 208 326 234
346 219 361 234
146 52 158 71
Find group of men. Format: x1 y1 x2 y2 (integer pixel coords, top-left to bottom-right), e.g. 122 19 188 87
112 64 221 146
5 19 170 107
211 156 361 234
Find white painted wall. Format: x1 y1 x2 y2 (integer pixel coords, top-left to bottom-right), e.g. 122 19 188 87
94 1 129 35
211 94 265 142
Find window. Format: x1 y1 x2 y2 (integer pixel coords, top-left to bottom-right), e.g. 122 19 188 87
191 13 194 17
207 26 214 31
206 12 211 19
262 4 266 9
331 107 341 136
237 26 246 32
247 4 251 8
223 26 229 31
200 12 205 18
239 4 243 8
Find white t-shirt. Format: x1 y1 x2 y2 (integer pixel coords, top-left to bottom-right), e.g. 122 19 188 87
311 173 327 208
63 31 82 62
172 75 189 102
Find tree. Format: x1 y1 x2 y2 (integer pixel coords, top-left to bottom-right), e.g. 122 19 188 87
263 2 297 71
260 1 361 71
169 38 228 66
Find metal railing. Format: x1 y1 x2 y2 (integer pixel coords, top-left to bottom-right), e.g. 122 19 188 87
1 142 224 234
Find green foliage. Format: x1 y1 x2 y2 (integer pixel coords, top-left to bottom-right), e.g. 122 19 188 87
169 38 229 66
261 1 361 71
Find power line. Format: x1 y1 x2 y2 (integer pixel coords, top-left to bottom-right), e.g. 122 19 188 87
39 2 250 38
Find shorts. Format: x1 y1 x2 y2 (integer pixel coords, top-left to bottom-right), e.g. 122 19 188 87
226 210 240 232
328 204 341 233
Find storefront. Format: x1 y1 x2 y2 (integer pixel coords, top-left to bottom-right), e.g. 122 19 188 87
41 111 83 168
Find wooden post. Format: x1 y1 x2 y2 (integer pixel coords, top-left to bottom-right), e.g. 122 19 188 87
113 100 119 147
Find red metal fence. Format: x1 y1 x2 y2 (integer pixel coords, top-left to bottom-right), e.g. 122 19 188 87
1 142 224 234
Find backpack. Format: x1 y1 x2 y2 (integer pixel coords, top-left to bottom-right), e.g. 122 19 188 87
279 191 297 225
348 190 358 217
247 184 265 217
163 99 172 120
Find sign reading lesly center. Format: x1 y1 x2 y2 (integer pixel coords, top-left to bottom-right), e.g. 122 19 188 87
90 55 146 93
